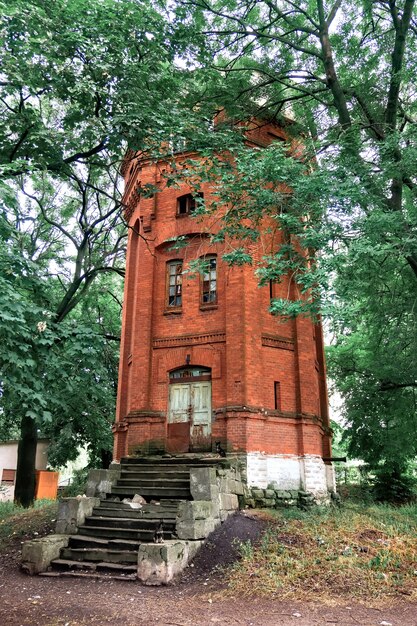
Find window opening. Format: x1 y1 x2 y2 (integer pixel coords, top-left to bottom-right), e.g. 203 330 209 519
177 193 203 216
169 366 211 381
1 469 16 485
201 256 217 304
167 260 183 307
274 381 281 411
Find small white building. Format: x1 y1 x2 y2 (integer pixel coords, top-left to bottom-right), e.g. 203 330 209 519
0 439 49 501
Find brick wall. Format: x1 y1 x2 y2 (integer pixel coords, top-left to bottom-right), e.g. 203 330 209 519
113 119 332 473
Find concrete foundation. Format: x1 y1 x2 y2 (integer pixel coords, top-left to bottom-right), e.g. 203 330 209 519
245 452 334 496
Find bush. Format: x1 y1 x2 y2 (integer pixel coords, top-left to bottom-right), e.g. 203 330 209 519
59 467 89 498
372 464 417 504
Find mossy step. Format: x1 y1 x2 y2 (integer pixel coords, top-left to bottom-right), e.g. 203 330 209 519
116 476 190 483
61 548 138 564
85 515 176 530
51 558 137 573
92 507 177 520
68 535 140 551
78 525 173 541
121 467 191 474
101 498 180 508
41 571 137 581
110 486 191 498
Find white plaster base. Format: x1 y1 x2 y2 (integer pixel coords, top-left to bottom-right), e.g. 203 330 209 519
245 452 334 495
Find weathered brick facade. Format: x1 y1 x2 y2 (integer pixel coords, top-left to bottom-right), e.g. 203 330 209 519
113 119 334 495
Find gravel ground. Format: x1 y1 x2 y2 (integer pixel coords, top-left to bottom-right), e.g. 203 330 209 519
1 510 416 626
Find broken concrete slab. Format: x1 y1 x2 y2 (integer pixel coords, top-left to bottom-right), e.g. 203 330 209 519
55 496 100 534
22 535 70 575
137 540 203 585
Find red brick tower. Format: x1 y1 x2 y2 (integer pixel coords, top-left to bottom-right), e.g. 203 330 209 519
113 120 334 496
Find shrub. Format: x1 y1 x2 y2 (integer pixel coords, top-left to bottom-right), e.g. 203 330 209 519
59 467 89 498
372 464 416 504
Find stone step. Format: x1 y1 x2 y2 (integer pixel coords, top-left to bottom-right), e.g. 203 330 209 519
84 515 176 531
68 534 141 551
115 478 190 488
120 456 229 466
110 486 191 498
41 570 137 581
120 463 190 476
119 470 190 480
102 498 180 509
61 547 138 564
77 524 173 541
51 558 137 574
92 506 177 520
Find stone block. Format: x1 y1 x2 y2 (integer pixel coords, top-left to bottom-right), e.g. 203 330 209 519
190 467 217 500
264 498 275 507
264 489 275 499
251 489 265 499
220 509 235 522
176 518 217 540
22 535 69 575
234 481 244 496
219 477 237 493
85 468 121 498
276 490 292 499
55 496 100 534
176 501 214 523
137 540 203 585
219 493 238 511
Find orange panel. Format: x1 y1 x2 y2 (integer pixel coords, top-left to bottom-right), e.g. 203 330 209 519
35 471 59 500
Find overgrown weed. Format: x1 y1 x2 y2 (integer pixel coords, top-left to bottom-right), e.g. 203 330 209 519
225 503 417 604
0 499 57 547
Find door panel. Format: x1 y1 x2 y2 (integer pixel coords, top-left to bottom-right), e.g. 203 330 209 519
168 384 190 423
190 382 211 451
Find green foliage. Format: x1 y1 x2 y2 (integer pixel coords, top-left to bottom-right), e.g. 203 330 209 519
372 465 417 505
174 0 417 470
59 467 89 498
2 0 417 484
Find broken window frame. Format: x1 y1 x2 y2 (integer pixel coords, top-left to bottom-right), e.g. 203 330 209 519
200 255 217 306
177 193 204 216
166 260 183 309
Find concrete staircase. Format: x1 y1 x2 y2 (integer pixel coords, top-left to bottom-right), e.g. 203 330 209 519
43 456 227 579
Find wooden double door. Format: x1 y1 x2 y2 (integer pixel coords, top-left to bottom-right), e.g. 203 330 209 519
168 380 212 452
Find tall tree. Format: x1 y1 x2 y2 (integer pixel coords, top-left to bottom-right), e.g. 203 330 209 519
0 186 123 505
174 0 417 467
0 0 199 506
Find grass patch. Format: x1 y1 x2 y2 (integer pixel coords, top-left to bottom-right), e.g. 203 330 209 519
225 503 417 604
0 499 58 552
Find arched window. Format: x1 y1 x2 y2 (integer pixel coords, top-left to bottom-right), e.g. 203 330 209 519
200 255 217 305
177 193 204 216
166 260 183 308
169 366 211 382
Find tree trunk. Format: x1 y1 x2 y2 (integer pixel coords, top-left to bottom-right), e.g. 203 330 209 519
14 414 38 508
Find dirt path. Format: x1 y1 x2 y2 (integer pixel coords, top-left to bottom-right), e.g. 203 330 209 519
1 512 416 626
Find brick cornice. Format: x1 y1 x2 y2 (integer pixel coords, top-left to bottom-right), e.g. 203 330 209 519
261 334 294 350
153 331 226 349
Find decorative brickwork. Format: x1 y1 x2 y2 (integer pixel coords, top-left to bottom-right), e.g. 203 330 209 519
113 119 334 495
